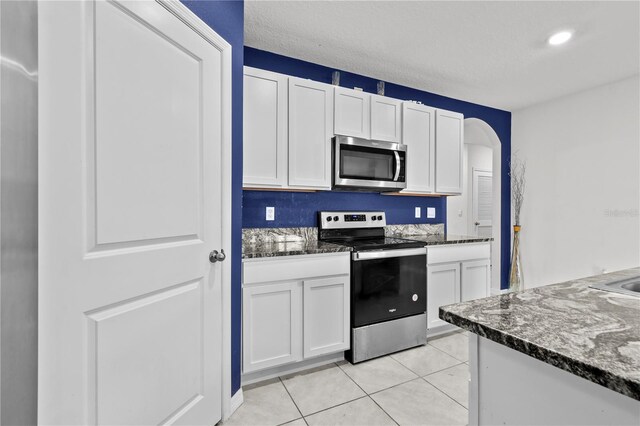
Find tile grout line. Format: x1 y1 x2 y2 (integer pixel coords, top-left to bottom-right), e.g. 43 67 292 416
389 353 465 378
301 395 371 419
278 376 306 423
336 360 401 425
420 375 469 411
427 340 469 363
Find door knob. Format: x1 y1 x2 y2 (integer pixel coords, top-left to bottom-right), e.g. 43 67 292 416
475 221 480 226
209 249 226 263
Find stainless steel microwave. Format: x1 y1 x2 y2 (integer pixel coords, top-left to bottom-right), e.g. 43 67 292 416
332 135 407 192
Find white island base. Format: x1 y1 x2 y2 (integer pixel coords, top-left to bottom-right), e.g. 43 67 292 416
468 335 640 425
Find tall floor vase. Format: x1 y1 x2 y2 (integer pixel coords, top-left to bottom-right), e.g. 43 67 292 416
509 225 523 291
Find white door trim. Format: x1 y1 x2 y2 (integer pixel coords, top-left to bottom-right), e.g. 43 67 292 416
158 1 236 419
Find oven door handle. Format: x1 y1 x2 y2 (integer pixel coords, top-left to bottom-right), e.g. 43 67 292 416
353 247 426 261
393 151 401 182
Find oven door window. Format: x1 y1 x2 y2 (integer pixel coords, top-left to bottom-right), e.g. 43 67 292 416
340 145 396 181
351 253 426 327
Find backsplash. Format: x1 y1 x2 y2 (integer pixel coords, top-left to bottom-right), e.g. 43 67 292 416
385 223 444 236
242 190 446 228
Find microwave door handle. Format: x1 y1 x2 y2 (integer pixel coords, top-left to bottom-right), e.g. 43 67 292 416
393 151 401 181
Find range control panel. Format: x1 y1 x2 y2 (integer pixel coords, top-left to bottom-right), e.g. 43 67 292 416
319 211 386 229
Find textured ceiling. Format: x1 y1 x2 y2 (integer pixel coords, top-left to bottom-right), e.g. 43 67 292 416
245 1 640 111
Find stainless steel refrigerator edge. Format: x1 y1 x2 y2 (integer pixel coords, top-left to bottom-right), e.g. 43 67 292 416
0 1 38 424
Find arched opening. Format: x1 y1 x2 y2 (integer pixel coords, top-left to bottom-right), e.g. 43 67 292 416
447 118 502 294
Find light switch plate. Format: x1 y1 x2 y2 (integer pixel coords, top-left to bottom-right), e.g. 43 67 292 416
427 207 436 219
266 207 275 221
415 207 421 218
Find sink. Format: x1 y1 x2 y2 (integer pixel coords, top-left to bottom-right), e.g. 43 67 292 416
590 276 640 297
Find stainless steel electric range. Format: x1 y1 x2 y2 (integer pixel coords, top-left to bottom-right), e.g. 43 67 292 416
318 211 427 363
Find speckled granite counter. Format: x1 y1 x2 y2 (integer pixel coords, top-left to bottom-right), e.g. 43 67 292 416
440 267 640 400
242 227 350 259
385 223 492 245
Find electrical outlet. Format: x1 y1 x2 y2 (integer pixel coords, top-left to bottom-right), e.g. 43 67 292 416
414 207 421 218
266 207 275 221
427 207 436 219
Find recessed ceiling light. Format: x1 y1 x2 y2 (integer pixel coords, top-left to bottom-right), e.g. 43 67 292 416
548 31 573 46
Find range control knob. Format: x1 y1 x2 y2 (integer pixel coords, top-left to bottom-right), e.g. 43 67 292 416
377 215 383 221
333 216 339 221
371 216 377 221
326 216 332 221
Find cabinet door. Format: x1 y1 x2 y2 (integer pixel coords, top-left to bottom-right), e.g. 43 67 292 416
427 262 460 330
461 259 490 302
288 77 333 189
303 275 350 358
402 102 436 193
242 282 302 373
370 94 402 142
243 67 288 187
435 109 464 194
334 87 370 139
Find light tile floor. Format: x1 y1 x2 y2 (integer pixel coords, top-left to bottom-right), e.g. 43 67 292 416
224 330 469 426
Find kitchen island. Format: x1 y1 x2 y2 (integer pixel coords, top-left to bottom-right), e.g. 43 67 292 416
440 268 640 425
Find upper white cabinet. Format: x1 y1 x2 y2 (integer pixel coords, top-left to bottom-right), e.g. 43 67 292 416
334 88 402 143
334 87 370 139
435 109 464 194
288 77 334 190
402 102 436 193
370 94 402 142
243 66 288 188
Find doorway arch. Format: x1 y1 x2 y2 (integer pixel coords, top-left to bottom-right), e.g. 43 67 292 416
457 118 502 294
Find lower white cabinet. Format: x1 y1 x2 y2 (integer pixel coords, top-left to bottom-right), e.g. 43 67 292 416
303 276 350 358
243 281 302 373
427 243 491 331
242 253 350 374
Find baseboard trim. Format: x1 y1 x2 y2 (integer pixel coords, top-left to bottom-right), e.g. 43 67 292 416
225 389 243 420
242 352 344 387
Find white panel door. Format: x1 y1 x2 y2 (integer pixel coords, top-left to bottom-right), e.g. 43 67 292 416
334 86 370 139
427 262 460 330
303 276 350 358
472 169 493 237
370 94 402 142
435 109 464 194
243 66 288 188
288 77 333 189
242 282 302 373
461 259 491 302
38 1 229 424
402 102 436 193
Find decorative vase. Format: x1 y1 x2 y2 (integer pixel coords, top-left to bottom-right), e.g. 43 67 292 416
509 225 523 291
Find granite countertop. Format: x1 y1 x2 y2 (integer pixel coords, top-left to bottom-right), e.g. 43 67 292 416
242 227 351 259
440 267 640 401
401 234 492 245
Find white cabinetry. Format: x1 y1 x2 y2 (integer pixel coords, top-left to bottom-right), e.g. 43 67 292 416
242 281 302 373
427 243 490 331
303 276 350 358
242 253 350 376
435 109 464 194
370 94 402 142
401 102 436 193
243 66 288 188
334 87 402 142
288 77 334 189
334 87 370 139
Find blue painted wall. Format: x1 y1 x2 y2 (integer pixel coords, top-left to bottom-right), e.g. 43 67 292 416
181 0 243 396
244 47 512 290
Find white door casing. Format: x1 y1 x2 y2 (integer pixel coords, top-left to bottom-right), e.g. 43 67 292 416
472 169 493 237
38 1 231 424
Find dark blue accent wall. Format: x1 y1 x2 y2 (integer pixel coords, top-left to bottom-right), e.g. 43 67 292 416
181 0 243 396
244 47 512 291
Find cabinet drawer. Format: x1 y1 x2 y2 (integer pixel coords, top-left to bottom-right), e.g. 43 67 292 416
427 243 490 265
243 253 350 285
